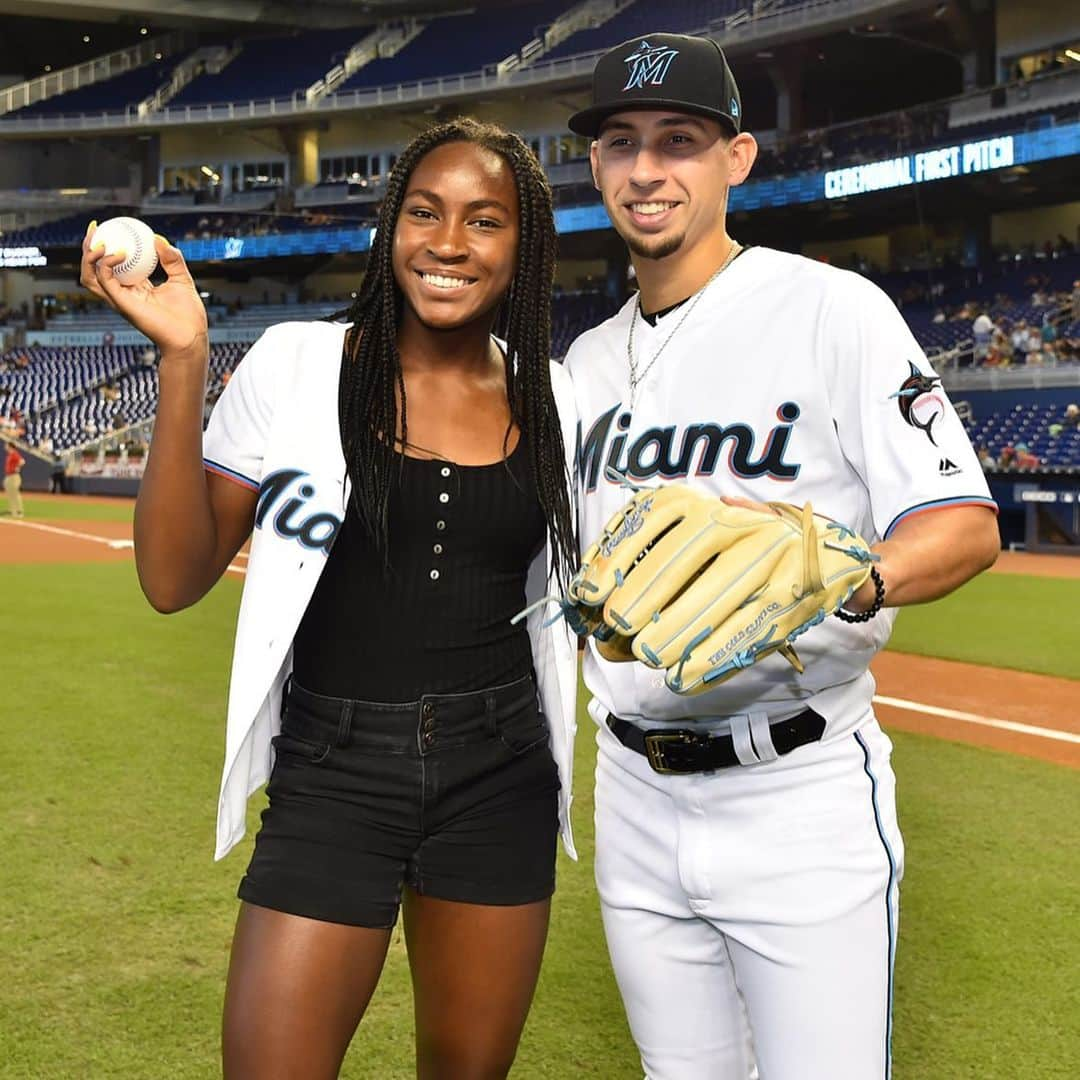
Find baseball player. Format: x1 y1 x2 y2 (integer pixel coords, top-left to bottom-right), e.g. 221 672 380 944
563 33 1000 1080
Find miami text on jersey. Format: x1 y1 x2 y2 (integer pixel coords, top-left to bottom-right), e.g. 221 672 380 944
577 402 802 491
255 468 342 553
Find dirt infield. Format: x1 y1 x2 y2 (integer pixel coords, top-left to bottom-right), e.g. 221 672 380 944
2 501 1077 769
0 517 135 562
990 549 1080 579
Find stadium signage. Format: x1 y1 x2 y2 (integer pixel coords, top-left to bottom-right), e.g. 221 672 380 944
0 245 47 267
1020 490 1076 503
824 136 1014 199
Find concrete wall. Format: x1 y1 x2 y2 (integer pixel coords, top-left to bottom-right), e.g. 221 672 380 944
990 201 1080 250
997 0 1074 64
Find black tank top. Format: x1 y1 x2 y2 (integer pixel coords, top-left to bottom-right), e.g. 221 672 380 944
291 436 546 701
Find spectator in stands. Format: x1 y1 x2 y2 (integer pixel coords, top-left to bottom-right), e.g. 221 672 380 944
998 444 1016 470
1025 323 1045 364
1072 279 1080 323
1010 321 1030 365
972 309 994 365
990 324 1012 366
3 441 24 518
1014 442 1039 469
976 445 996 471
81 117 577 1080
1066 403 1080 428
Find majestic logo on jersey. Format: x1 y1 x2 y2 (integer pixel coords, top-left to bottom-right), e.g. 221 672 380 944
577 402 802 492
891 360 944 446
256 469 342 554
938 457 961 477
622 40 680 91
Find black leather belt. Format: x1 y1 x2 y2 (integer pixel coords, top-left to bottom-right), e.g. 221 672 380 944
606 709 826 774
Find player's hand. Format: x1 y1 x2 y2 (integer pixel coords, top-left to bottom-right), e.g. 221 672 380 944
80 220 209 361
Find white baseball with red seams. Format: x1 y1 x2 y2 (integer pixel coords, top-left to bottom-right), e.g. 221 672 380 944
90 217 158 285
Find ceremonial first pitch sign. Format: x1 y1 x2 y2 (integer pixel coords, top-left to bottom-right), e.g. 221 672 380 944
824 135 1015 199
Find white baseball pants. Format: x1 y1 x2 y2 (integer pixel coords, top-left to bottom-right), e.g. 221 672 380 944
594 715 903 1080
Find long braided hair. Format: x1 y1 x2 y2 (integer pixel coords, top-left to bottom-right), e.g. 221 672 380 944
335 117 577 587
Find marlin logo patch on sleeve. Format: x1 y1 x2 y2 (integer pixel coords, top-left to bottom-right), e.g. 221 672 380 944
890 360 944 446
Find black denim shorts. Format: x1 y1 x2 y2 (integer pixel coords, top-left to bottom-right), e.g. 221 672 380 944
238 673 561 928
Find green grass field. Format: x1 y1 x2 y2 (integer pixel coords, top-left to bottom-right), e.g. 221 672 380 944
888 572 1080 680
10 495 138 523
0 549 1077 1077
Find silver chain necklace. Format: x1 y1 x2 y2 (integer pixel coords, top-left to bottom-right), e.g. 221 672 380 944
626 241 742 405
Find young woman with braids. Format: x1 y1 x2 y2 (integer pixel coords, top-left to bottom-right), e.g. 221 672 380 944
79 118 580 1079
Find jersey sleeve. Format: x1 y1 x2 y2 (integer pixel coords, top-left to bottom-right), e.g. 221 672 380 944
202 326 284 492
824 273 996 540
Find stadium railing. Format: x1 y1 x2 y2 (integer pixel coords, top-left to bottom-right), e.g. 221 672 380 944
0 0 898 132
0 32 192 117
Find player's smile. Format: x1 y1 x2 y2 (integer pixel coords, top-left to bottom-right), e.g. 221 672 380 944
624 199 682 232
393 141 519 332
413 268 479 292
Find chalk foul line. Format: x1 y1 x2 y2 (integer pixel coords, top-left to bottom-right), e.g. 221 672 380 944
0 517 247 574
873 694 1080 745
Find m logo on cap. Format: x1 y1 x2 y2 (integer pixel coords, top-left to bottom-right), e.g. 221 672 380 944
622 40 679 91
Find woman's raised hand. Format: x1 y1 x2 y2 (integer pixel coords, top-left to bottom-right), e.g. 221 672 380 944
80 220 209 360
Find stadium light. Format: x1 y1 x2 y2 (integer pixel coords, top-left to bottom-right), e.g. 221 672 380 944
1065 49 1080 63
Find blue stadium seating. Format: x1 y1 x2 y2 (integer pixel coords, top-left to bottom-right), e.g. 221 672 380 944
171 29 365 107
336 1 568 92
964 402 1080 469
8 56 187 117
3 290 619 450
542 0 748 61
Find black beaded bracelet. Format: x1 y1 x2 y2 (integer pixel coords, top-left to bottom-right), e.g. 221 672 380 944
835 566 885 623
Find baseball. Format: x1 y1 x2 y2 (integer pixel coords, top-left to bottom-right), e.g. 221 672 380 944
90 216 158 285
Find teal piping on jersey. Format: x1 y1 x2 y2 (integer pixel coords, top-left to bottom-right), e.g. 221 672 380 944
203 458 259 492
884 496 998 539
855 729 899 1080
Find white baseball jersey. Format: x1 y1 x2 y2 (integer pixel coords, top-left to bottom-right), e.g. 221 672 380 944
201 321 580 861
565 246 995 736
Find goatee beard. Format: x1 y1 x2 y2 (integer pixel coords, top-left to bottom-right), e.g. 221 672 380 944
626 230 685 260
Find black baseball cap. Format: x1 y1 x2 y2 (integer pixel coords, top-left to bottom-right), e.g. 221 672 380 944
568 33 741 138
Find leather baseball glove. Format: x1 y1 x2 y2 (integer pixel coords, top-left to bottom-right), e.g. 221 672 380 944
562 484 878 694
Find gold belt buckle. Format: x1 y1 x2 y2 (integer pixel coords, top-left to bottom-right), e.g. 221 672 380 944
644 731 697 774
